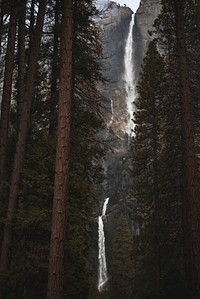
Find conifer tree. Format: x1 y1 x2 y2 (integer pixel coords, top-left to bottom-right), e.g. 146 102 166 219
154 1 200 296
0 1 47 297
111 215 133 299
47 0 73 298
132 39 165 297
0 1 17 200
0 0 105 297
63 1 105 297
131 36 186 298
174 1 200 296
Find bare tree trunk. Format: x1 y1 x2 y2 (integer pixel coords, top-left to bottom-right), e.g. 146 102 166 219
17 0 27 123
0 8 17 200
49 0 60 137
0 1 47 296
174 1 200 297
47 0 73 298
0 0 5 56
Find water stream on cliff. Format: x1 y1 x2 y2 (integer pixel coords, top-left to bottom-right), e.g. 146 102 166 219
107 99 114 129
124 13 136 136
98 197 109 292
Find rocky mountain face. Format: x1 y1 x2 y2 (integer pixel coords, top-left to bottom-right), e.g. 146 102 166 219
97 2 132 141
91 0 161 286
97 0 161 216
134 0 162 79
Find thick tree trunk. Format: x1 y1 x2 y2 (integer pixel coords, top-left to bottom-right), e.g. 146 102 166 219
0 1 47 296
0 9 17 199
174 1 200 297
47 0 73 298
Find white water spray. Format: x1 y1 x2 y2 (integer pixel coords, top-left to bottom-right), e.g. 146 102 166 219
124 14 136 136
98 197 109 292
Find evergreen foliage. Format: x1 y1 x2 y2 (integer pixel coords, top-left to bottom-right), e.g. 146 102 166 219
0 0 106 297
110 215 133 299
131 1 200 298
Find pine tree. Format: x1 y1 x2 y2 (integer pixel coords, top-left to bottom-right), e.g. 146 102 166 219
0 1 17 200
174 1 200 296
155 1 200 296
111 215 133 299
47 0 73 297
0 0 105 297
63 1 105 297
131 39 165 298
131 36 186 298
0 1 47 297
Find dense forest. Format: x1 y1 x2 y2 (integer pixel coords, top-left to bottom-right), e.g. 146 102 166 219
0 0 200 299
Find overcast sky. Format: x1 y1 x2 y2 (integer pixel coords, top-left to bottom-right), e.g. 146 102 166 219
116 0 140 12
96 0 141 13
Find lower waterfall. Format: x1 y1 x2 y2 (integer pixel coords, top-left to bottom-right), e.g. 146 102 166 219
98 197 109 292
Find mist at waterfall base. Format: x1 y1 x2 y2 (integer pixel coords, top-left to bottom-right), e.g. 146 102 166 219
98 197 109 292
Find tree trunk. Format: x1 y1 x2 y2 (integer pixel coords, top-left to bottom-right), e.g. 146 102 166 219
49 0 60 137
17 0 27 124
174 1 200 297
47 0 73 298
0 0 47 296
0 8 17 199
0 0 5 56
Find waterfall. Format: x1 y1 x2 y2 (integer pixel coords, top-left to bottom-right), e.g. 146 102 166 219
124 13 136 136
107 98 114 129
98 197 109 292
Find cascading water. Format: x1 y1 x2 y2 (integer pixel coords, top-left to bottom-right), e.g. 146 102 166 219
107 99 114 129
124 13 136 136
98 197 109 292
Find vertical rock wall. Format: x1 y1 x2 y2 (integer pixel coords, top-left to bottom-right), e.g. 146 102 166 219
133 0 161 80
92 0 161 288
97 0 161 212
97 2 133 140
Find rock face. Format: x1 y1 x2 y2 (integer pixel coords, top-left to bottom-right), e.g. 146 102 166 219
133 0 161 79
97 0 161 210
97 1 133 141
92 0 161 287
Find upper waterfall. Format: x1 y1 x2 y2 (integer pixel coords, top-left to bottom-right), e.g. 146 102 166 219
124 13 136 136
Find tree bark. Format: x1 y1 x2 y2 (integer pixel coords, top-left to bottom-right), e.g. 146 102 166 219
174 1 200 297
0 0 5 56
0 7 17 199
49 0 60 137
17 0 27 124
47 0 73 298
0 0 47 295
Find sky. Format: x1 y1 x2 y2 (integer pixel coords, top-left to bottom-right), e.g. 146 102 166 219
96 0 141 13
114 0 140 12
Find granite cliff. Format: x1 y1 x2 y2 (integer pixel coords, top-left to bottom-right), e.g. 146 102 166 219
92 0 161 288
97 0 161 214
134 0 162 79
